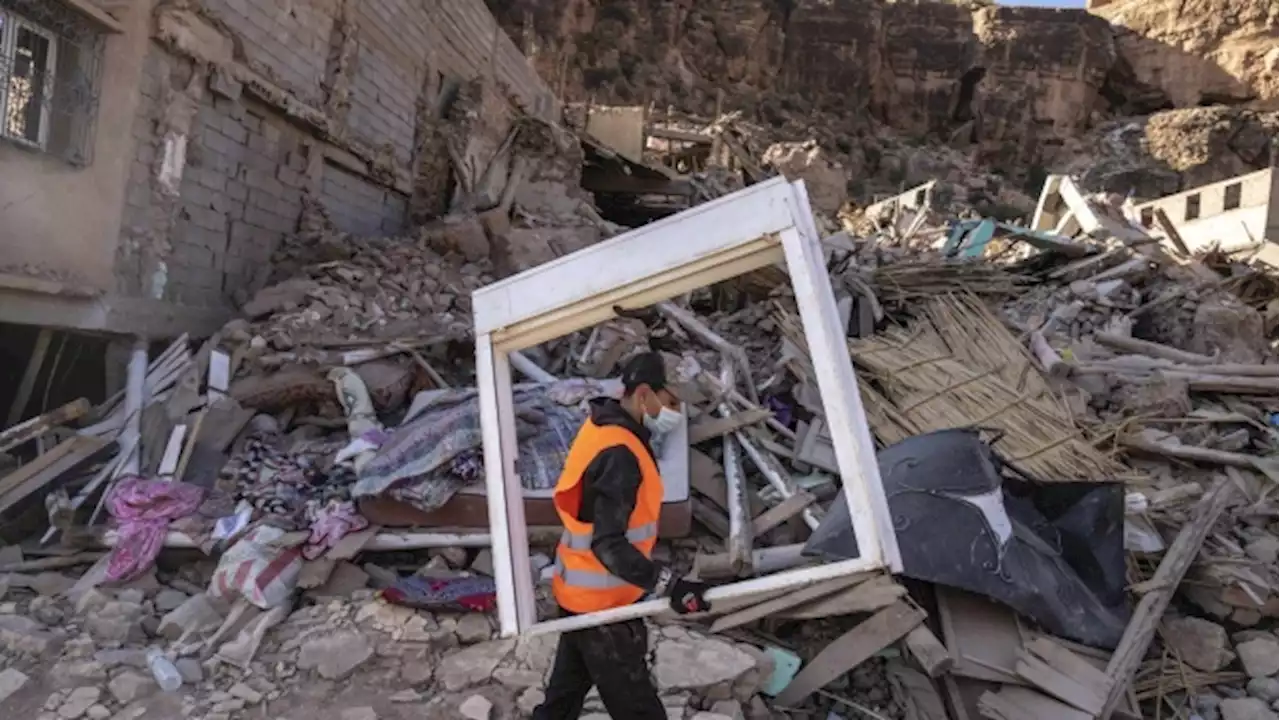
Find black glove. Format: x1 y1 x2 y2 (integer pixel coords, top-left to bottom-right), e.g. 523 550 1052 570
669 577 711 614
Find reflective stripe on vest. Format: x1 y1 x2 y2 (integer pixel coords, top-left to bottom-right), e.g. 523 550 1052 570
551 418 664 614
552 557 630 590
558 521 658 551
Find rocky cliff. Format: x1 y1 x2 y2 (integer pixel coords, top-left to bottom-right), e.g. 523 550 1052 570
1089 0 1278 107
487 0 1277 200
490 1 1114 179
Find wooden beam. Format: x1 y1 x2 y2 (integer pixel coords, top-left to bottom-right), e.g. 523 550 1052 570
692 496 731 538
1094 332 1215 365
1099 474 1235 718
708 572 872 633
778 573 907 620
7 328 54 427
0 398 90 454
0 436 111 515
688 408 773 445
751 490 816 535
1151 207 1190 255
903 626 954 678
774 600 926 707
582 166 693 196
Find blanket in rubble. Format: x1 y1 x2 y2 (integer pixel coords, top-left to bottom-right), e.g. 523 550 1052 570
354 379 621 512
220 434 355 530
379 574 498 613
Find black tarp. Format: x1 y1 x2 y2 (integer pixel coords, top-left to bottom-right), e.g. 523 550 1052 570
803 428 1130 650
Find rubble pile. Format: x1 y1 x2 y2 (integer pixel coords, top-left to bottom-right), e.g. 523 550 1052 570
1052 107 1280 199
0 106 1277 720
227 205 491 369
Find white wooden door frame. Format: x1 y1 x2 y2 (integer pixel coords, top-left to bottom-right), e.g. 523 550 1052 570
472 177 902 637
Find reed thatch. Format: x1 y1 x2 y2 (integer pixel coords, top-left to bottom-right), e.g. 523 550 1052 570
777 293 1125 482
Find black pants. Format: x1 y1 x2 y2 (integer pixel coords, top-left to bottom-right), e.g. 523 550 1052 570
531 616 666 720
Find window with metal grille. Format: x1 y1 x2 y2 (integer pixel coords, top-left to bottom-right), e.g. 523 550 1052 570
0 0 103 165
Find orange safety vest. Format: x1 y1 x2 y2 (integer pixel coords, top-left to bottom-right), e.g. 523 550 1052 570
551 419 664 614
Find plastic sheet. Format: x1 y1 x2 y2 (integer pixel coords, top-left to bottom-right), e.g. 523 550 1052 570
803 428 1130 649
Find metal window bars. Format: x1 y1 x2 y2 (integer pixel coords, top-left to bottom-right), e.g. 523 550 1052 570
0 0 103 166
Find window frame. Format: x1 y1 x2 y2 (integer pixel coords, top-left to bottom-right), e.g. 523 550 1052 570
0 8 59 151
472 177 902 638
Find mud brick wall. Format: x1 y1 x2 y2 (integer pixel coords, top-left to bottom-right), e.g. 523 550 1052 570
115 0 557 311
199 0 337 107
320 164 408 235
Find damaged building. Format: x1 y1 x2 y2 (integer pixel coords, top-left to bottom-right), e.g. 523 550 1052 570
0 1 1276 720
0 0 563 417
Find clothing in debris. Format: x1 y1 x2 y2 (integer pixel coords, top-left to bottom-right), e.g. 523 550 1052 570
105 476 205 582
379 574 497 613
355 379 619 512
302 499 370 560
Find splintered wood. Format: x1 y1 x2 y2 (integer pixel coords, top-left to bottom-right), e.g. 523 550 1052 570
845 294 1124 482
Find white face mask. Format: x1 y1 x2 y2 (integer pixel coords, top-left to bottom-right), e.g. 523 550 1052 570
643 406 682 436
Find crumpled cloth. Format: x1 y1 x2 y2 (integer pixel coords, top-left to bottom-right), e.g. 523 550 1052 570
379 575 497 613
106 476 205 582
302 499 370 560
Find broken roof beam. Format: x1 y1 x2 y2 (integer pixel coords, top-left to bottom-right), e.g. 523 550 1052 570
1099 474 1236 718
0 398 91 454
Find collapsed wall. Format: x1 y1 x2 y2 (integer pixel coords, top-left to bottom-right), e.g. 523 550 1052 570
113 0 564 313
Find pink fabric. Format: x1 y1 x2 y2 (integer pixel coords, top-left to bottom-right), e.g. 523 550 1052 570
302 500 370 560
106 476 204 582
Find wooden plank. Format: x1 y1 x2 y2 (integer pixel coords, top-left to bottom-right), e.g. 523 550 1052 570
794 417 839 473
688 408 772 445
1014 654 1104 715
0 436 110 515
199 398 256 453
751 489 816 535
774 600 925 707
888 662 949 720
937 587 1026 685
689 449 728 509
1151 207 1190 255
0 398 90 454
904 625 955 678
7 328 53 427
1022 637 1109 693
781 204 899 572
709 572 871 633
978 687 1092 720
692 496 731 538
778 573 905 620
1099 473 1235 718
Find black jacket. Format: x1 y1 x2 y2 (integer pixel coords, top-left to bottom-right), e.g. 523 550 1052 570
571 397 663 591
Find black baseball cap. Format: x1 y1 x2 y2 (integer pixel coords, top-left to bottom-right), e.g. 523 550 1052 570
621 351 677 398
